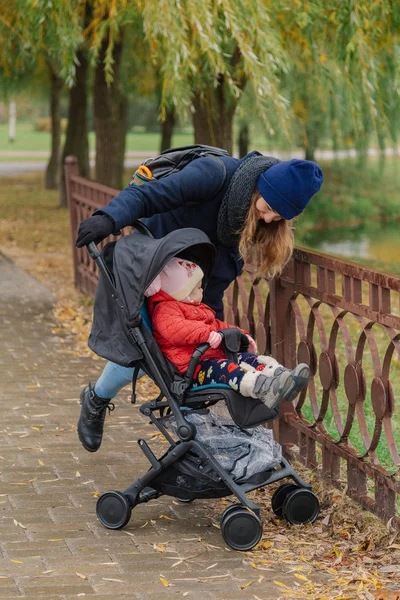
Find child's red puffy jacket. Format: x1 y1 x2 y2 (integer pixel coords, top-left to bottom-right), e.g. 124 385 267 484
148 290 247 373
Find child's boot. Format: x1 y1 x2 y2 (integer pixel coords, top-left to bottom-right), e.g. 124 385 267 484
253 370 293 409
258 356 311 403
239 369 293 410
77 383 114 452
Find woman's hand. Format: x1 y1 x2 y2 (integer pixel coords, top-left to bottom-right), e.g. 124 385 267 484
208 331 223 348
75 214 115 248
246 335 257 353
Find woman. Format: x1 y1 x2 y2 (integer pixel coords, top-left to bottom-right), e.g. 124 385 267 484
75 151 323 452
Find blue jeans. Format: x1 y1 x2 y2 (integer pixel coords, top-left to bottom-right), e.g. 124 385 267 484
94 361 144 399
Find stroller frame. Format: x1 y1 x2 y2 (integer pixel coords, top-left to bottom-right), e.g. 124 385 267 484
88 234 319 551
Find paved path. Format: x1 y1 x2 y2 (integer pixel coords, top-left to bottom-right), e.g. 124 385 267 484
1 251 327 599
1 146 399 176
0 159 142 177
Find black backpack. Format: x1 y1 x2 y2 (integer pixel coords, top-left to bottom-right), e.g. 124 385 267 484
129 144 229 186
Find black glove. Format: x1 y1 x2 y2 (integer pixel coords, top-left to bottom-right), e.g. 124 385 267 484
75 213 116 248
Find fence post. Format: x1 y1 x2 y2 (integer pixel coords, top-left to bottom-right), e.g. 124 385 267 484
64 156 80 287
269 274 297 447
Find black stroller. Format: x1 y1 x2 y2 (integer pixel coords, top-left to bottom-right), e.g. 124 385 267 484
87 224 319 552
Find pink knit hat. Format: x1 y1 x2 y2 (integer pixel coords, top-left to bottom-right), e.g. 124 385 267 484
145 257 204 301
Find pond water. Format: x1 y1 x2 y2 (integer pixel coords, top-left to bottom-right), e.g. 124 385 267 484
298 222 400 275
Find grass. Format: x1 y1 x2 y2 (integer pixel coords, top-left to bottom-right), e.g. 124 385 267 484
0 120 279 156
0 171 74 298
294 298 400 475
0 156 52 162
0 121 196 155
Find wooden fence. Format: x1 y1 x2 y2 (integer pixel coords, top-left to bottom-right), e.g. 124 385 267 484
65 156 399 527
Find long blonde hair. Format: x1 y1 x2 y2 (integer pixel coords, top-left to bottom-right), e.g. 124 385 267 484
238 190 294 279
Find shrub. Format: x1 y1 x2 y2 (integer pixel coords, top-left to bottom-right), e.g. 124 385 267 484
34 118 68 133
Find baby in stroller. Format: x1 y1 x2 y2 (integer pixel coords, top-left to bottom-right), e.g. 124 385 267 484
144 256 310 411
89 226 320 551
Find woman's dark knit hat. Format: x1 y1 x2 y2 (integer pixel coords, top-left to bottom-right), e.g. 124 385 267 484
256 158 323 220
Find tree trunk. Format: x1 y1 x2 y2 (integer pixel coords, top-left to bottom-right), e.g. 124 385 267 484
94 37 127 189
192 77 237 154
238 124 249 157
191 45 246 155
304 113 318 162
8 100 16 142
59 48 90 207
160 107 175 152
304 145 315 162
45 64 63 189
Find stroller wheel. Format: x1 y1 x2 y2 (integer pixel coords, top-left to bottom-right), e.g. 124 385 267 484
220 503 242 522
221 507 262 552
96 491 132 529
271 483 299 518
174 497 194 503
282 488 320 525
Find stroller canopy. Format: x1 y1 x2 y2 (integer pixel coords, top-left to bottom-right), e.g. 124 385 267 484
89 227 216 367
112 227 216 323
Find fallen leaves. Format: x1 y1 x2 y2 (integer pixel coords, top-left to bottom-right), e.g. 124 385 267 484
378 565 400 573
371 591 400 600
294 573 311 582
238 474 400 600
52 301 97 359
13 519 27 529
274 580 289 588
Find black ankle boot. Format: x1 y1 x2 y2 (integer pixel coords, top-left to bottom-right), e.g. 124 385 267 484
77 383 114 452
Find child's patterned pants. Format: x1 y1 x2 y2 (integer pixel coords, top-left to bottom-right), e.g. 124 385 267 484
192 353 266 392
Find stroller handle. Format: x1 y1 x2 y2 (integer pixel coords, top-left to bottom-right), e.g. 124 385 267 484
184 342 211 388
86 241 117 293
87 241 101 259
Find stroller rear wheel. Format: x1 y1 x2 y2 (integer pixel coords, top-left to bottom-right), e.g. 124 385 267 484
221 506 262 552
96 491 132 529
271 483 299 518
282 488 320 525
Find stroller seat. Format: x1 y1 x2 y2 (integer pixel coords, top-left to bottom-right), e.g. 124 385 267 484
184 386 280 429
88 226 320 551
139 304 280 428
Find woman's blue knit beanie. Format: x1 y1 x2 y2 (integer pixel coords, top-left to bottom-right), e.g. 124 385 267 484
256 159 323 220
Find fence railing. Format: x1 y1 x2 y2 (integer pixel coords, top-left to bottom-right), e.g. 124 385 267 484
65 156 399 527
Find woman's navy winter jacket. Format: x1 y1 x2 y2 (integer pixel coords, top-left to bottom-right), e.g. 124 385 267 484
97 152 259 318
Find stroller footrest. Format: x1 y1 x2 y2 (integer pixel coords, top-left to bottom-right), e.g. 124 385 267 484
138 439 162 473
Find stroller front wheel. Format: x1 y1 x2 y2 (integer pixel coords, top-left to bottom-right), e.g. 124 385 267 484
271 483 299 518
221 506 262 552
220 503 242 522
96 490 132 529
282 488 320 525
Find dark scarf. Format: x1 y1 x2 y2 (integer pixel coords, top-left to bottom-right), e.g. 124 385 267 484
217 153 280 248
